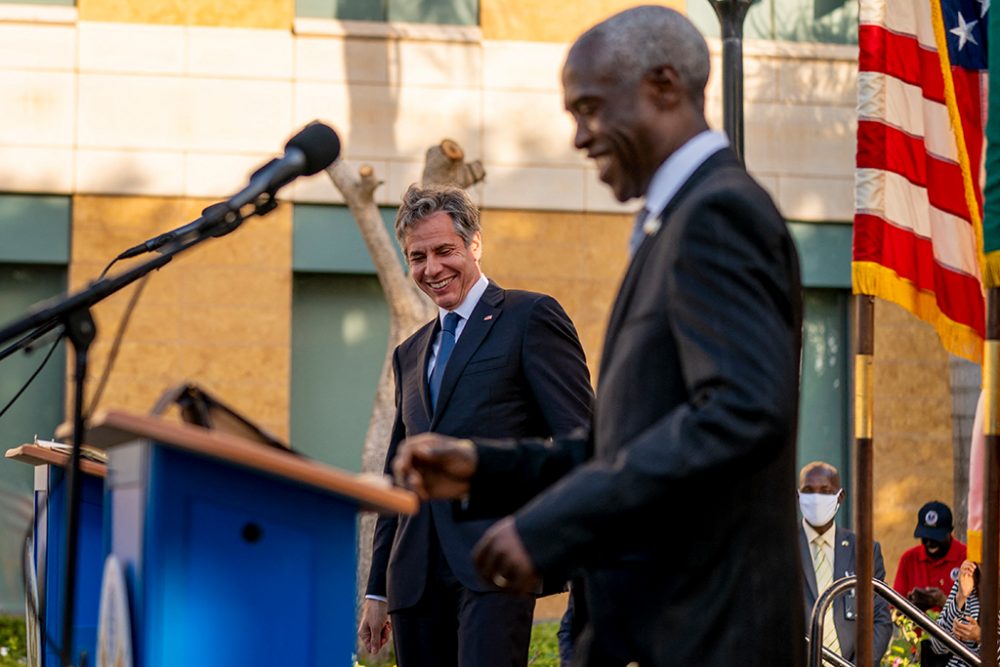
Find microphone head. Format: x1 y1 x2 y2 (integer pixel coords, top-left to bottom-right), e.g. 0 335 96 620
285 122 341 175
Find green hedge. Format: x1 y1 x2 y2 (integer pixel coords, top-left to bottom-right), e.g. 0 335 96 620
0 615 26 666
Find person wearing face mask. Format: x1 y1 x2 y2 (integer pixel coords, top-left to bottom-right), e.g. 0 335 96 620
893 501 968 667
798 461 892 666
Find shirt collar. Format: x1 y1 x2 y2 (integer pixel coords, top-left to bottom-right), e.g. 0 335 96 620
803 519 834 548
642 130 729 223
439 273 488 325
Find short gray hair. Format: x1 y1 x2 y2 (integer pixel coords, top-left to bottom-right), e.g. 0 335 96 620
573 5 710 107
394 184 481 248
799 461 841 488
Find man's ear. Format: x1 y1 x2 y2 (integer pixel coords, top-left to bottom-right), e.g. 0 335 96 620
644 64 684 109
837 489 846 504
470 231 483 261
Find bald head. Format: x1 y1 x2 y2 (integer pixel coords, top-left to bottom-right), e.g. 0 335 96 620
799 461 841 491
569 5 711 108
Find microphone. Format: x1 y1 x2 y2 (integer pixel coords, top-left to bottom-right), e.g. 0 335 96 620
117 121 341 259
118 203 232 259
227 121 341 210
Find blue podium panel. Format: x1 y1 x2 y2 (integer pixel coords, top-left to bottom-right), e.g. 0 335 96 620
107 441 358 667
35 466 104 667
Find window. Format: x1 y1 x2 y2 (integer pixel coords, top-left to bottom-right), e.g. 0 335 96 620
296 0 478 25
688 0 857 45
798 288 851 521
0 194 70 612
788 221 852 523
290 204 394 472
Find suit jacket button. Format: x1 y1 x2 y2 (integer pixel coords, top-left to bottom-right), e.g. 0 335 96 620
846 612 855 619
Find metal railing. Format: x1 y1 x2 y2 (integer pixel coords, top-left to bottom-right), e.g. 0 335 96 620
807 576 981 667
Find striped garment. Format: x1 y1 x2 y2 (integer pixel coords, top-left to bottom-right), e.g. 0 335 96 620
854 0 988 363
930 580 982 666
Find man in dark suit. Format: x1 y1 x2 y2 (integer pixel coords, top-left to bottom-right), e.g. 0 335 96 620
798 461 891 665
356 184 593 667
391 6 805 666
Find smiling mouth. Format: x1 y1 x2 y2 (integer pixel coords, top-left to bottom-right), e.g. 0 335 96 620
427 277 454 290
593 154 613 179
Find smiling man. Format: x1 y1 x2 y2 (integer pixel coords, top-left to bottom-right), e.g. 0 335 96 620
391 6 806 665
357 184 593 667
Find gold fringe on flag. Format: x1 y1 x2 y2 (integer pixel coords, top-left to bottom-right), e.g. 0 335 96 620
984 252 1000 290
853 261 983 363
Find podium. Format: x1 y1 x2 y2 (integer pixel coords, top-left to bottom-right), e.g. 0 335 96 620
4 444 107 667
82 410 416 667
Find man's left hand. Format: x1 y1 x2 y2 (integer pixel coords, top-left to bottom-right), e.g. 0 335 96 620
473 516 539 595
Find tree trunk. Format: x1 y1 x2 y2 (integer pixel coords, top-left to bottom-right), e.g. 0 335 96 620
323 141 485 639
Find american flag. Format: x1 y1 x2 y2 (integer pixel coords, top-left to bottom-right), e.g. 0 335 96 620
853 0 988 363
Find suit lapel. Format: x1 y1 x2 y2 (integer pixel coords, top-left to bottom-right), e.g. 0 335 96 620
833 528 855 582
415 319 439 421
599 149 740 379
800 527 818 600
430 282 503 426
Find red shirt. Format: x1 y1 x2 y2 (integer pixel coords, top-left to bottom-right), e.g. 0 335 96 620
892 538 967 602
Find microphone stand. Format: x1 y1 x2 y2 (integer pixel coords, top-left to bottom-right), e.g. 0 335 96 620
0 197 266 666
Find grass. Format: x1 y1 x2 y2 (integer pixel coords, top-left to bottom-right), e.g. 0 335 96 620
0 616 561 667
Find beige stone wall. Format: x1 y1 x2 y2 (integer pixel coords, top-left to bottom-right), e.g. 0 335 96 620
78 0 292 29
69 195 292 439
872 301 955 584
480 209 632 380
481 0 685 42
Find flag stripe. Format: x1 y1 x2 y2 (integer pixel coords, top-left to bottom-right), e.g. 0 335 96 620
858 72 958 162
854 0 987 363
856 168 979 277
859 25 945 102
856 119 968 218
854 214 984 332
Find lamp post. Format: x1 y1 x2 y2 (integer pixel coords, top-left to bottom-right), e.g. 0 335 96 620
707 0 753 164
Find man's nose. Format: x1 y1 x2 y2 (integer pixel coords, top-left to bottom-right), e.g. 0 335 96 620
574 121 592 150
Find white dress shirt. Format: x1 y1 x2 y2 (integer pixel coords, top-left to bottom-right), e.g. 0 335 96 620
634 130 729 233
427 273 489 380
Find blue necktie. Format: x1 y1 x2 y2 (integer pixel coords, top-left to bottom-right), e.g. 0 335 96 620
628 206 650 258
429 312 460 410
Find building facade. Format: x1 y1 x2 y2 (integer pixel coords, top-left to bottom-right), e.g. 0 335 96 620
0 0 955 610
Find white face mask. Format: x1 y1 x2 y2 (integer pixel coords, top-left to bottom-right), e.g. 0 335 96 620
799 492 840 527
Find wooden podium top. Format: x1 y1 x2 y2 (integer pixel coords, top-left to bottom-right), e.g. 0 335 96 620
83 409 418 516
5 444 108 478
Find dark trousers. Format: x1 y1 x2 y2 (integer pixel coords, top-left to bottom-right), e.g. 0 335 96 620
390 538 535 667
921 639 953 667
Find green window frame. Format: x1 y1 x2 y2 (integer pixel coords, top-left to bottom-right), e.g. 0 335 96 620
0 194 70 613
296 0 478 26
688 0 857 45
290 204 394 473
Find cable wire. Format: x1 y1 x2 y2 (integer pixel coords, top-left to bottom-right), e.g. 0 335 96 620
0 334 63 421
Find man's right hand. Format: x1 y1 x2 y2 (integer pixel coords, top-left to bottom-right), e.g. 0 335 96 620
393 433 478 500
358 598 391 655
908 586 947 610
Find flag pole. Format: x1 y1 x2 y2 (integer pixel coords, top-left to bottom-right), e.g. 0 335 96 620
982 290 1000 667
854 295 875 667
